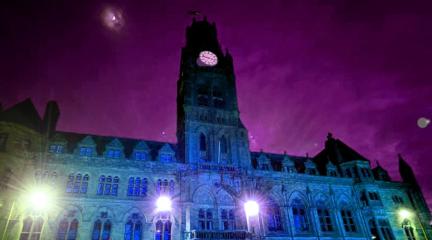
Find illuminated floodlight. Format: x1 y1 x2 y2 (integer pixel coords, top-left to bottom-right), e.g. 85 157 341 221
156 196 172 212
27 186 54 211
399 209 412 219
244 200 259 217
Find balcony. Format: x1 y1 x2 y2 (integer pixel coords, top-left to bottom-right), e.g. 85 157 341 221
190 230 253 240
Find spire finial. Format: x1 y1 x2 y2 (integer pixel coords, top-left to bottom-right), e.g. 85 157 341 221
327 132 333 140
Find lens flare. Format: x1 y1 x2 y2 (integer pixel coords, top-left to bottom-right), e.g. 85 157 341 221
244 200 259 217
417 117 430 128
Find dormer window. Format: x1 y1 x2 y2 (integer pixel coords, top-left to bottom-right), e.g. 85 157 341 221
79 147 93 157
262 164 270 170
106 149 121 159
134 151 146 161
49 144 64 154
160 154 172 163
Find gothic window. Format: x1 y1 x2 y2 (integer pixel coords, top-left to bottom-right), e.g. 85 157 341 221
328 170 337 177
402 220 416 240
57 218 78 240
49 144 64 153
66 173 89 194
317 204 333 232
0 133 8 151
169 180 175 195
156 179 162 194
127 177 148 197
198 208 213 230
97 175 119 196
106 149 121 159
369 219 380 240
20 217 44 240
155 220 171 240
378 220 395 240
340 209 357 233
292 199 309 233
267 200 283 232
124 214 142 240
79 146 93 157
92 220 102 240
360 190 369 206
221 209 236 230
361 168 371 178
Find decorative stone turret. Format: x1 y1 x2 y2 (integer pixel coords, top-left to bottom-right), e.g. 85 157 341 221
282 151 296 173
257 150 272 171
304 154 317 175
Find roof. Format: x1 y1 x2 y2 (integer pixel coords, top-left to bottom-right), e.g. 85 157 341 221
250 151 308 172
0 98 43 132
53 131 177 161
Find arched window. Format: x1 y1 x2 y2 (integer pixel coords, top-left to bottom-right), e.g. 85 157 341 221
66 174 74 193
92 220 102 240
57 218 78 240
169 180 175 195
156 179 162 194
199 133 207 151
368 219 380 240
97 175 119 196
57 219 68 239
81 174 89 193
73 174 82 193
221 209 236 230
291 199 309 233
68 219 79 240
378 219 395 240
20 217 33 240
124 213 143 240
340 209 357 233
402 220 416 240
198 208 213 230
66 173 89 194
127 177 147 197
20 217 44 240
316 201 333 232
267 200 283 232
102 220 111 240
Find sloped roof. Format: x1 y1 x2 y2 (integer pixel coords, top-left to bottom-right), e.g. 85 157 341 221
250 151 308 172
53 131 177 161
0 98 42 132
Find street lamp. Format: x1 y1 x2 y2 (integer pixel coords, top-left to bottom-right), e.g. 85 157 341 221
1 185 56 240
156 196 172 212
398 208 429 240
244 200 260 236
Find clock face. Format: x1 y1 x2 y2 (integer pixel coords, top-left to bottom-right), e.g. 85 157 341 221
197 51 218 66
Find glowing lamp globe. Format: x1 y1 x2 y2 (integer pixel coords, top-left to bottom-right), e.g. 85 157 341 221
399 209 412 219
244 200 259 217
28 187 53 211
156 196 172 212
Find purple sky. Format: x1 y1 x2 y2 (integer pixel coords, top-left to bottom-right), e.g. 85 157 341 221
1 0 432 206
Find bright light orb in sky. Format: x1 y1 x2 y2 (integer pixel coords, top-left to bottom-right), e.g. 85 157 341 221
102 7 124 31
417 117 430 129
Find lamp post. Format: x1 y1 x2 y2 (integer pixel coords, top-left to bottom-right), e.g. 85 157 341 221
398 209 429 240
1 185 55 240
155 196 172 240
244 200 260 237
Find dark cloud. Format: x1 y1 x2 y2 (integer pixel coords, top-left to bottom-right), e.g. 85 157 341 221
1 0 431 206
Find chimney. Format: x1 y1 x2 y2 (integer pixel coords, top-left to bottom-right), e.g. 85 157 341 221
42 101 60 137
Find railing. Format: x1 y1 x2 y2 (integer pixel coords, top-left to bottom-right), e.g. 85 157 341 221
190 230 253 240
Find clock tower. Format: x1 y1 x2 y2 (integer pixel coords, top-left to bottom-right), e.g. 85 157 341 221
176 18 251 169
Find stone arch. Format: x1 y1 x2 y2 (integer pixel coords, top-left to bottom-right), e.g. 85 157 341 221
54 204 84 223
91 206 117 222
215 188 236 206
121 207 147 224
287 190 309 207
336 193 352 209
192 184 216 206
313 192 331 207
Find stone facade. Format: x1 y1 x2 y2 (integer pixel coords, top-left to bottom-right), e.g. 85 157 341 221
0 18 431 240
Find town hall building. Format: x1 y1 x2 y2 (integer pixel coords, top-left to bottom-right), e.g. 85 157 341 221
0 18 431 240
